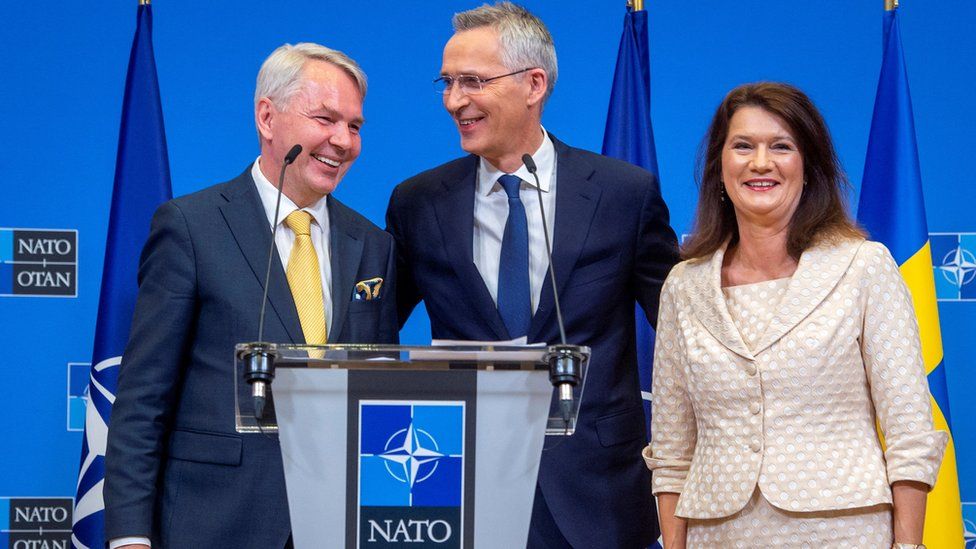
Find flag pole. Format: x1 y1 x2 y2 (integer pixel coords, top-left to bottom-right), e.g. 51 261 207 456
628 0 644 12
885 0 897 10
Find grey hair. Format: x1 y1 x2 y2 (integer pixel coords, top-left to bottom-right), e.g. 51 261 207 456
452 2 558 102
254 42 367 109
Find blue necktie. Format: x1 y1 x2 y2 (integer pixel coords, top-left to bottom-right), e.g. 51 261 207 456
497 174 530 338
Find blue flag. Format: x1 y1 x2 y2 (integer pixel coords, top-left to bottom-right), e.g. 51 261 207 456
601 8 658 435
72 5 172 548
600 9 663 549
856 8 963 548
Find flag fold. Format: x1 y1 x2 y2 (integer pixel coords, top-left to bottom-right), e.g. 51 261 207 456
601 9 664 549
72 5 172 548
857 9 964 548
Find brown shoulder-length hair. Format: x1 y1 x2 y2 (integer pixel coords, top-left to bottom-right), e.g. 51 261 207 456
681 81 865 260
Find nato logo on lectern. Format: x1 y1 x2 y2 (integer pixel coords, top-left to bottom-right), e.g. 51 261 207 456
0 228 77 297
359 401 465 547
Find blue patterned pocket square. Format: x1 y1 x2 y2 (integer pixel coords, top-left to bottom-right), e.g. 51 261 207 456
353 277 383 301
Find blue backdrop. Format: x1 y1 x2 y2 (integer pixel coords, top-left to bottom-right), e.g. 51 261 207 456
1 0 974 542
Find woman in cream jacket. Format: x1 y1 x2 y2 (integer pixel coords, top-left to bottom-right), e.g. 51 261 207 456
645 82 946 548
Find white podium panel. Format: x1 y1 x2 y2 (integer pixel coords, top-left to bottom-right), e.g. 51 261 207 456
274 368 551 548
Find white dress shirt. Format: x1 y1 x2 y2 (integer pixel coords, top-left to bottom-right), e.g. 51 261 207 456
108 159 336 549
251 157 334 336
473 128 556 314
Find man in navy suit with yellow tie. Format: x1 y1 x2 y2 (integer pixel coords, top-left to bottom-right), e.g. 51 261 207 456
385 3 679 547
104 43 397 548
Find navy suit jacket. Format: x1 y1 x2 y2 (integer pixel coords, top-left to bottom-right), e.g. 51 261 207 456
104 167 397 548
386 136 679 547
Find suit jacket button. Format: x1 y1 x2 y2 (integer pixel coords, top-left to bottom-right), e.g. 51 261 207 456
746 364 758 376
750 440 762 453
749 402 761 415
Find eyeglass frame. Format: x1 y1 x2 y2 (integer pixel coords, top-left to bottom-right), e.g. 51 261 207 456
433 67 537 95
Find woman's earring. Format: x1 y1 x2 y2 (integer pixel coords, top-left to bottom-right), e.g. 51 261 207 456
720 181 726 202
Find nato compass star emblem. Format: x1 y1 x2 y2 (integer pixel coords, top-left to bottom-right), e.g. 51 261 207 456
379 422 444 487
940 246 976 288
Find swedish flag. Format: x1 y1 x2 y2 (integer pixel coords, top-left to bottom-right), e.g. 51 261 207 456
857 6 964 547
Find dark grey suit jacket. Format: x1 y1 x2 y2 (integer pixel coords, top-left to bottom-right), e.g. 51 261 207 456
387 135 679 547
104 167 397 547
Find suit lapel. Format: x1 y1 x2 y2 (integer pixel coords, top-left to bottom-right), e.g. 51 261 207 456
749 239 863 355
529 140 601 341
433 158 509 340
327 196 364 342
687 239 865 360
218 170 303 344
686 244 755 361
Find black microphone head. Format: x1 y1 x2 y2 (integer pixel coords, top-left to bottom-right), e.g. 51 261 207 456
521 153 537 174
284 144 303 165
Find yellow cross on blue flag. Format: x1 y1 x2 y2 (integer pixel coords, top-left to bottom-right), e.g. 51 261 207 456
856 6 964 547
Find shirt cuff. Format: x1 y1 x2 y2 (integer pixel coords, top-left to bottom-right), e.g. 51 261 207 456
109 536 151 549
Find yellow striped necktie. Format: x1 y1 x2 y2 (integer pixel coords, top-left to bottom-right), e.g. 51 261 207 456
284 210 327 345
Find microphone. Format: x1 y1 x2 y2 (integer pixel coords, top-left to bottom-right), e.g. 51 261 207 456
283 143 303 165
521 153 580 425
244 144 303 419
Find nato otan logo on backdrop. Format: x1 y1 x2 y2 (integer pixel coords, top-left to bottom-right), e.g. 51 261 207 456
358 401 464 548
0 497 73 548
0 228 77 297
931 232 976 302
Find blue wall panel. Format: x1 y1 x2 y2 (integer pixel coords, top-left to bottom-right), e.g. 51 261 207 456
1 0 973 539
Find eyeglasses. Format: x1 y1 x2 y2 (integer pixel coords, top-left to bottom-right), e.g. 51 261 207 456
433 68 535 95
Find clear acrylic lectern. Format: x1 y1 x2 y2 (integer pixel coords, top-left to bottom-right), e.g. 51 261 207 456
233 343 589 549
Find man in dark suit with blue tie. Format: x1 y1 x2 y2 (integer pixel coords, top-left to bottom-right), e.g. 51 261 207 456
103 43 397 549
385 3 679 547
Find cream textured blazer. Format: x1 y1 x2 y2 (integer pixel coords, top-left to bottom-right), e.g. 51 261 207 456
644 238 947 520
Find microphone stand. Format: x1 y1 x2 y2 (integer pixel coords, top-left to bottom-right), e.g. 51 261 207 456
242 144 303 420
521 153 582 426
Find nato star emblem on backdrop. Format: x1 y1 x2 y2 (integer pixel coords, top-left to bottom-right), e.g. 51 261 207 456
0 228 77 297
931 232 976 301
358 401 464 547
963 502 976 548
